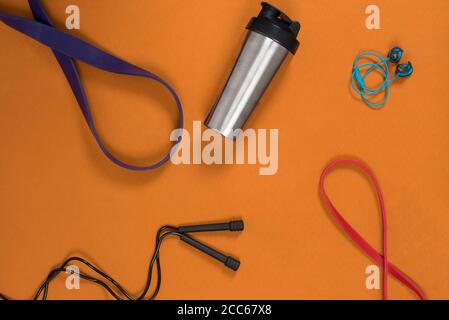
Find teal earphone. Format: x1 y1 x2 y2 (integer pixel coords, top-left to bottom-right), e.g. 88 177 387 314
352 47 414 108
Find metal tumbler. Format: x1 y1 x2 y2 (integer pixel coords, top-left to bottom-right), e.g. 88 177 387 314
205 2 301 139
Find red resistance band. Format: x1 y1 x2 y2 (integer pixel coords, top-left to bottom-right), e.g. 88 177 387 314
319 159 426 300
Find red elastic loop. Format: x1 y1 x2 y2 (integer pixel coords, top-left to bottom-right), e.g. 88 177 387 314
319 159 426 300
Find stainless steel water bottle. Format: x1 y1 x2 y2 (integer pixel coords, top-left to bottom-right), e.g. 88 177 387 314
205 2 301 138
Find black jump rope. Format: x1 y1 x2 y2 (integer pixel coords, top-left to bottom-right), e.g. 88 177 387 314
0 220 244 300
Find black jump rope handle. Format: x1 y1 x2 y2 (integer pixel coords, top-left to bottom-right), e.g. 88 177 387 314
178 220 244 233
180 234 240 271
178 220 244 271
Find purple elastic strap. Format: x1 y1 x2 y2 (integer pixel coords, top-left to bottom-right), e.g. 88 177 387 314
0 0 184 171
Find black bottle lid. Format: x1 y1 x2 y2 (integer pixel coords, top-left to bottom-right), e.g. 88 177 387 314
247 2 301 54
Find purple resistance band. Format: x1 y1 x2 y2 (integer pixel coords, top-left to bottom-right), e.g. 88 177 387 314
0 0 184 171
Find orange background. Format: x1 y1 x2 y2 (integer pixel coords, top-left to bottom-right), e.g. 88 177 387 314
1 0 449 300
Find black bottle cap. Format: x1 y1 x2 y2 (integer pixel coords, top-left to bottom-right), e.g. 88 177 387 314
247 2 301 54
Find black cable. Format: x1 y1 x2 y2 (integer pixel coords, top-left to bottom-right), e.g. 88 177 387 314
1 220 243 300
1 228 182 301
37 256 135 300
139 225 178 300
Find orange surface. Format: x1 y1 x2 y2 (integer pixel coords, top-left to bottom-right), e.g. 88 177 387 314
1 0 449 300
